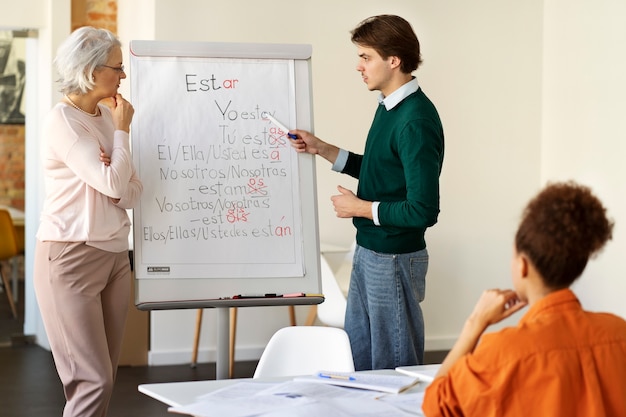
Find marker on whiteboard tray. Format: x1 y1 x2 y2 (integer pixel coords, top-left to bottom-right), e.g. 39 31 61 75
263 112 298 139
233 293 281 299
282 292 306 298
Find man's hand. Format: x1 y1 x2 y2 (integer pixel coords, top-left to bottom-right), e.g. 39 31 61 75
331 185 372 219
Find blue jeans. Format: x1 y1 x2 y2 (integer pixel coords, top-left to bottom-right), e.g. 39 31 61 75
344 245 428 370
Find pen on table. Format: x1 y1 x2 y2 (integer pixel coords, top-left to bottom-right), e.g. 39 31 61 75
263 113 298 139
318 372 356 381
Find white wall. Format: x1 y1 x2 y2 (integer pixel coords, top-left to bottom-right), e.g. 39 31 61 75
121 0 545 364
0 0 45 29
408 2 544 345
8 0 625 366
542 0 626 316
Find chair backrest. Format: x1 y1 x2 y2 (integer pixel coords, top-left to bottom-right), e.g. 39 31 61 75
317 255 347 328
253 326 355 378
0 209 18 261
332 241 355 296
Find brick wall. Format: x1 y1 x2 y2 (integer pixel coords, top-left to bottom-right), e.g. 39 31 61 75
0 1 119 212
0 124 25 211
73 0 118 33
0 124 25 283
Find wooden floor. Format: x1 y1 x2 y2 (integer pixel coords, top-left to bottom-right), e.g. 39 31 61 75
0 343 259 416
0 277 259 416
0 278 447 416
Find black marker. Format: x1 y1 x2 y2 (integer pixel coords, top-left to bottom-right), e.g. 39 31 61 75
233 293 280 299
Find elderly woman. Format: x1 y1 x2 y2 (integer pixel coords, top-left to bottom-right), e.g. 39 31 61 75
34 26 142 417
422 181 626 417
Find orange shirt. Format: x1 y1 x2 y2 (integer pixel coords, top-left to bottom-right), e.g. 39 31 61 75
422 289 626 417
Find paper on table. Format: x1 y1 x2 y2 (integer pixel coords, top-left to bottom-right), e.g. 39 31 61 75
169 388 313 417
294 372 420 394
394 364 441 383
166 380 405 417
196 381 276 400
260 380 381 399
379 391 426 416
260 397 417 417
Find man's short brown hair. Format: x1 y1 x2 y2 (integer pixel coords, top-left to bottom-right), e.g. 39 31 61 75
351 15 423 74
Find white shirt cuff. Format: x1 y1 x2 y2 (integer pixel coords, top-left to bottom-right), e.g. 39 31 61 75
372 201 380 226
332 149 349 172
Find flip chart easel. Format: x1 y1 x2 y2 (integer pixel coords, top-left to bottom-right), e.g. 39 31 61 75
129 40 322 378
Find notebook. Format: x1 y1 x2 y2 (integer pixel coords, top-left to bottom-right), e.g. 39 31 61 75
394 364 441 383
294 371 420 394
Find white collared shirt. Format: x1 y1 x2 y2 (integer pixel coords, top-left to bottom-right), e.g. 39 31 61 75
378 77 419 111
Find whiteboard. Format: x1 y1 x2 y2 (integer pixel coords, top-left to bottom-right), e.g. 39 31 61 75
129 41 320 309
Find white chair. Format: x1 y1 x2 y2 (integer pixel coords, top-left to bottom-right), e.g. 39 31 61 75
253 326 355 378
335 242 356 295
317 255 347 328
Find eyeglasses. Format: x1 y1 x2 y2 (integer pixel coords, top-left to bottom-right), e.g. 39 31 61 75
100 64 125 73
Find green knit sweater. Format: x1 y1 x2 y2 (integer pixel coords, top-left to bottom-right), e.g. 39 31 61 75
342 88 444 254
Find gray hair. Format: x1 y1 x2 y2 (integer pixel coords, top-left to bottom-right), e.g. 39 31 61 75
54 26 121 95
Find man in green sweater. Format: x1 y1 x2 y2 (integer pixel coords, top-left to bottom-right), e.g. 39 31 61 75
290 14 444 370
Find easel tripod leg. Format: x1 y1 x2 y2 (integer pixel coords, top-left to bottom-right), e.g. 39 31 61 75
229 307 237 377
191 309 203 368
216 307 230 379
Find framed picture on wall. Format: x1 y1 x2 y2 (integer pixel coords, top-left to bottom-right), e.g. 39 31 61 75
0 32 26 124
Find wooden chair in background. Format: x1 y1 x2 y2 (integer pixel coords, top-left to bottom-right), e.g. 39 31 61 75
0 209 19 319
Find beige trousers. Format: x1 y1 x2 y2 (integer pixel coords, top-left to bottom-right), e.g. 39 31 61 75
34 241 130 417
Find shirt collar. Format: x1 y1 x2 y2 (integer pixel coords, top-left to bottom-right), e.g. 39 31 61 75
519 288 582 326
378 77 419 110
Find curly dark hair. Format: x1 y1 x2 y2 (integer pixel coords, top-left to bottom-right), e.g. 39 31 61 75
515 181 614 289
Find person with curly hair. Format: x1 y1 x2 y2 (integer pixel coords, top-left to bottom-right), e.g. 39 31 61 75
422 181 626 417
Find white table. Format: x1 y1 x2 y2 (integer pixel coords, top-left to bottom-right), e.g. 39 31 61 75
139 376 285 408
139 369 430 414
